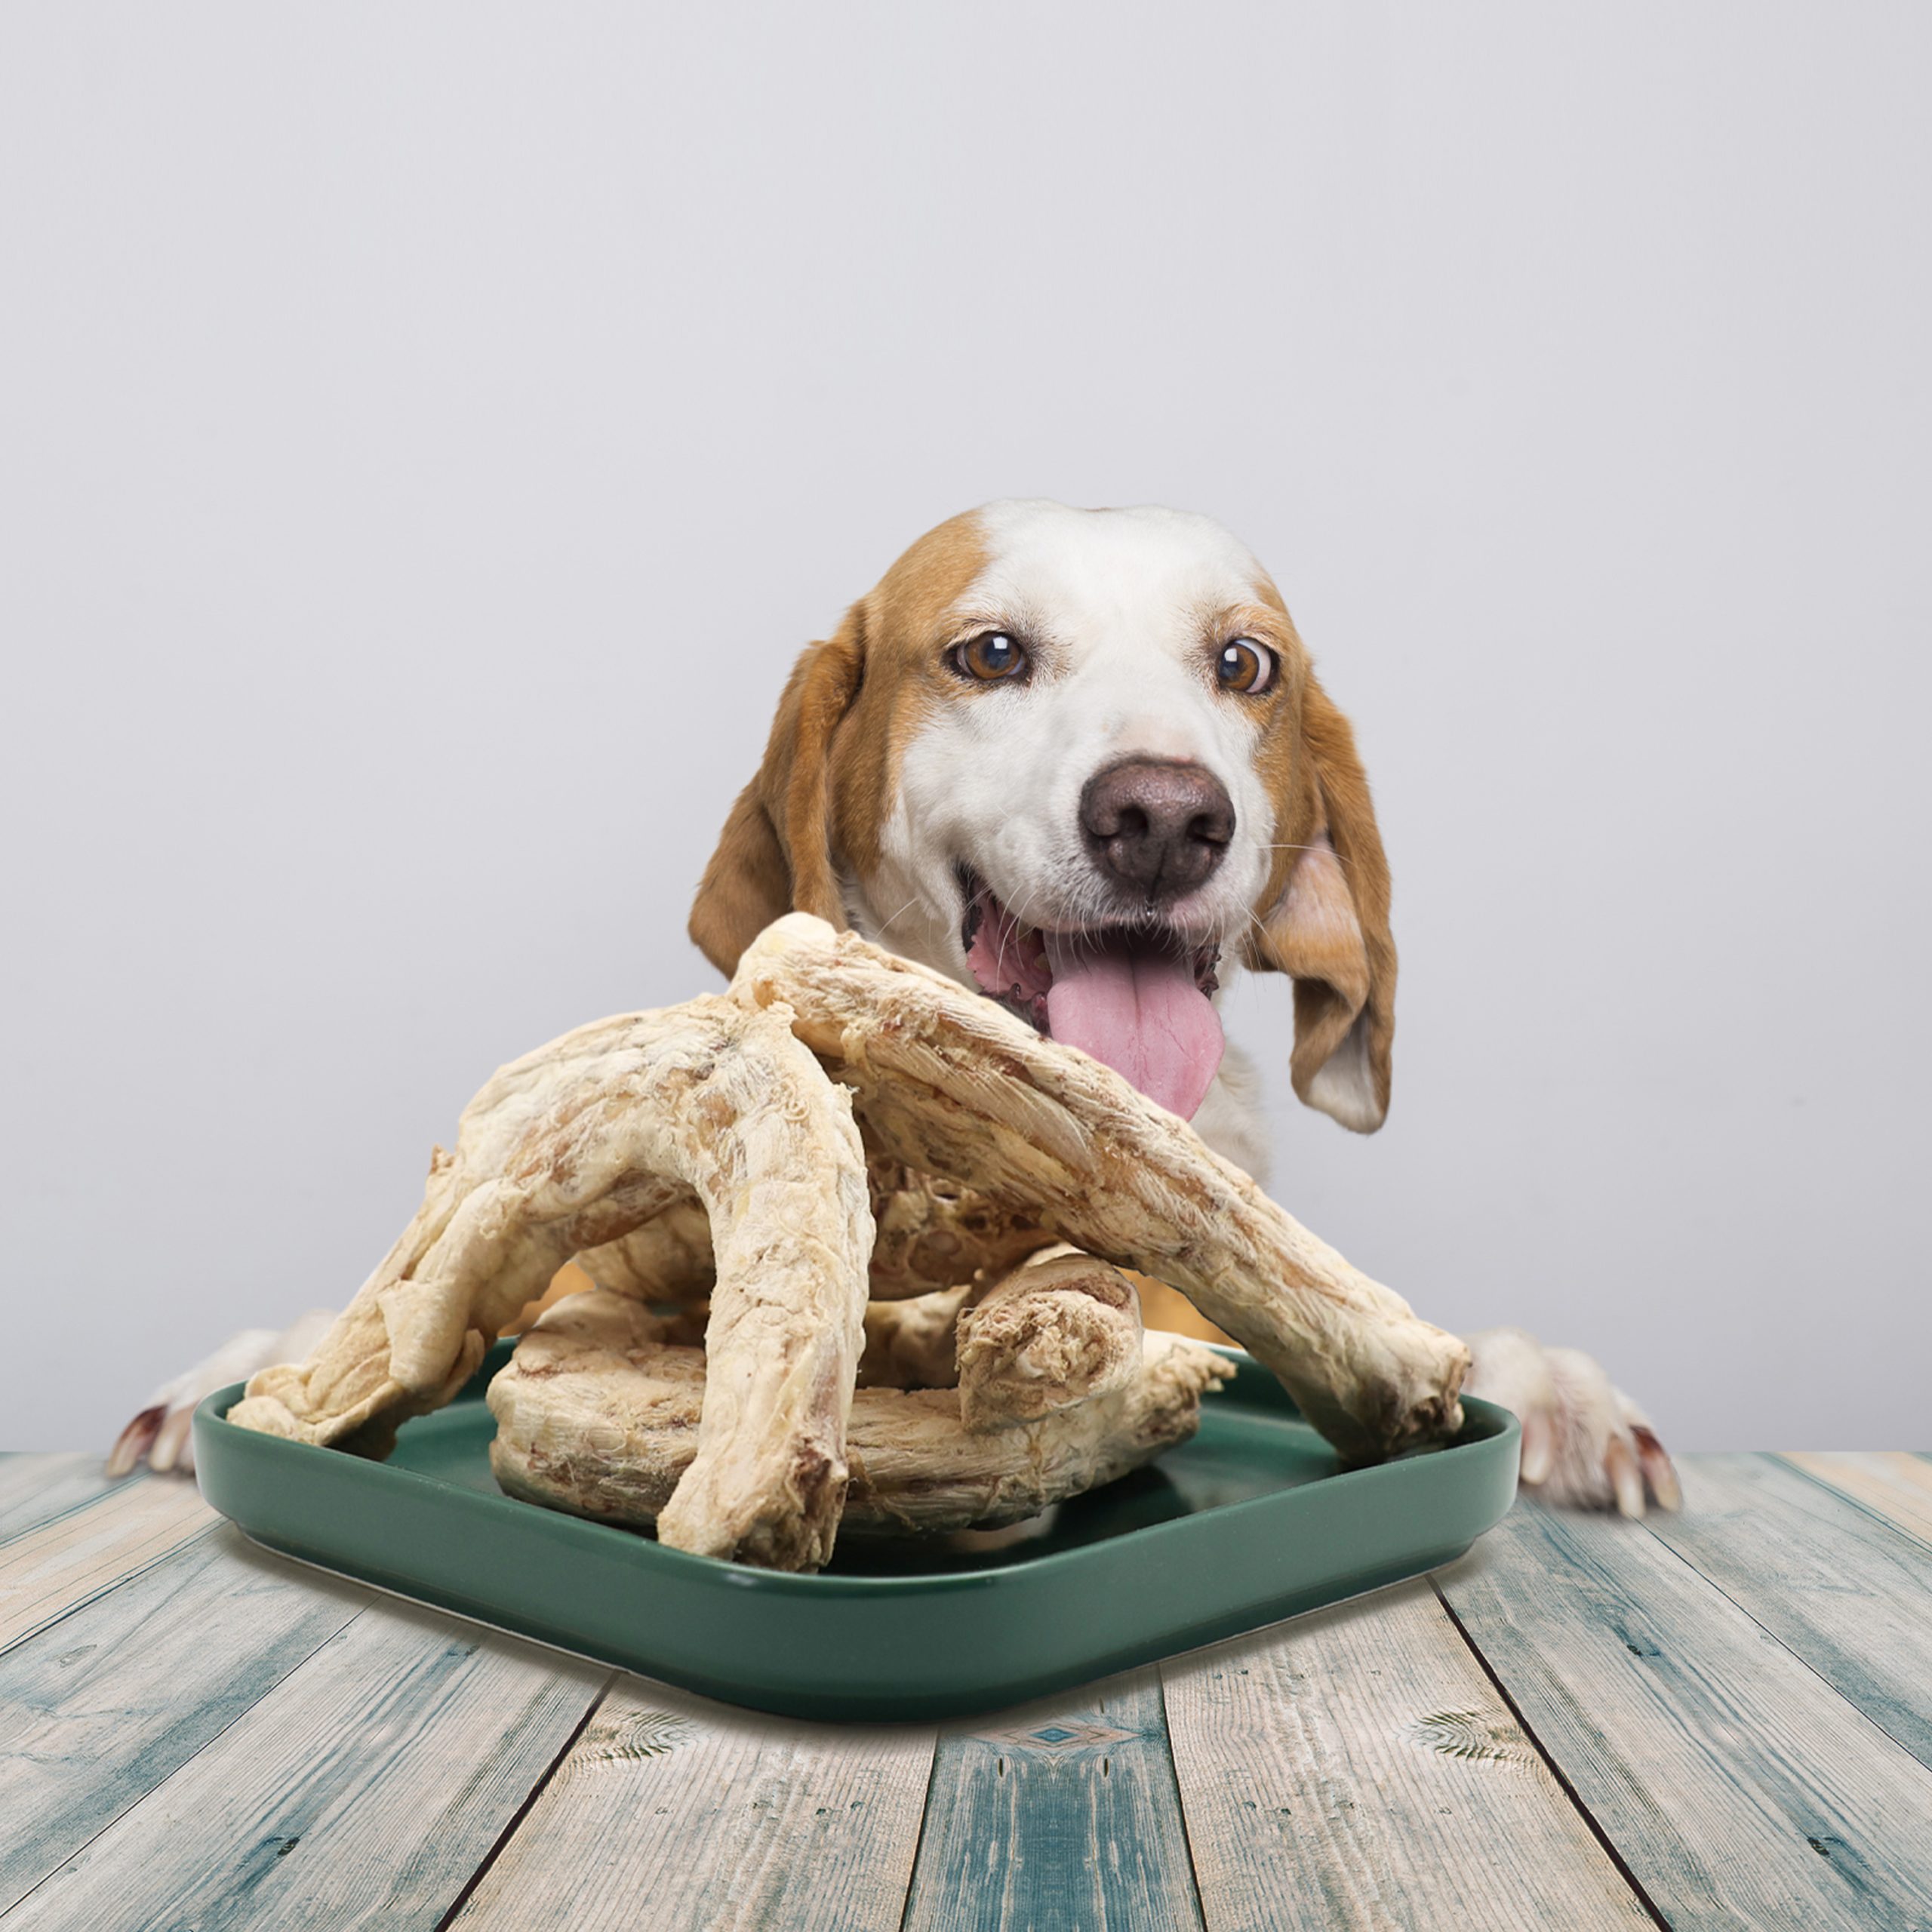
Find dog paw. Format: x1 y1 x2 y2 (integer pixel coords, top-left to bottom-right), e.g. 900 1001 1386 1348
106 1309 336 1478
1463 1327 1679 1517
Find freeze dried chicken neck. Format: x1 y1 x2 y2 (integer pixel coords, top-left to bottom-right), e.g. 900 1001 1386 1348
488 1289 1226 1538
229 995 872 1571
230 907 1464 1578
571 1158 1053 1306
857 1284 974 1391
731 915 1469 1461
955 1248 1145 1433
573 1198 714 1303
861 1158 1056 1300
856 1245 1146 1437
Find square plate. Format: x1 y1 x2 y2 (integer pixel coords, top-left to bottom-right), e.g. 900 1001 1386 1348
195 1343 1517 1721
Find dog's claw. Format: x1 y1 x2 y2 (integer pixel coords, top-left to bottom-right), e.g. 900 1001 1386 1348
1518 1406 1557 1487
148 1405 196 1475
1604 1432 1645 1519
106 1405 165 1481
108 1311 337 1478
1631 1422 1681 1512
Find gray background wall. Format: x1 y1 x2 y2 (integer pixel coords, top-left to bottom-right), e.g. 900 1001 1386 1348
4 4 1927 1454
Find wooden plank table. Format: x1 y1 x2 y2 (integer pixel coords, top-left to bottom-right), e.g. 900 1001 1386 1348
3 1449 1930 1930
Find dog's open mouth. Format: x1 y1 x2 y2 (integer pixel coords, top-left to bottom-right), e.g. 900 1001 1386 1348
958 866 1224 1121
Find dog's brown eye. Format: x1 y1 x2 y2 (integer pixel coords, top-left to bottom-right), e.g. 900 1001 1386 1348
955 632 1026 682
1216 638 1275 694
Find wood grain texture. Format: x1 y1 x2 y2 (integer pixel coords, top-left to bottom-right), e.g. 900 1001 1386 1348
8 1451 1932 1932
901 1666 1203 1932
1436 1499 1932 1931
0 1529 369 1912
451 1675 934 1931
1642 1454 1932 1771
0 1456 116 1546
1162 1579 1654 1930
1783 1451 1932 1548
0 1600 606 1931
0 1474 213 1656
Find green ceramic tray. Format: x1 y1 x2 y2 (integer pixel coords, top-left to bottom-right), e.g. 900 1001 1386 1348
195 1343 1517 1721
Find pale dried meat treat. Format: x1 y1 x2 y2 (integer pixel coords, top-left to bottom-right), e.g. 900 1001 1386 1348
731 915 1468 1461
230 995 872 1571
862 1157 1057 1300
857 1245 1143 1438
573 1159 1051 1306
573 1198 715 1303
955 1248 1144 1433
488 1289 1226 1542
857 1284 973 1390
236 907 1464 1579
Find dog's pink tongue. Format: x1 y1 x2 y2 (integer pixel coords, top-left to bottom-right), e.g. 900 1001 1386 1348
1043 937 1223 1120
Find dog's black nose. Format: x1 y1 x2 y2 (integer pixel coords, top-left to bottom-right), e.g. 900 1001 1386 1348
1079 759 1234 899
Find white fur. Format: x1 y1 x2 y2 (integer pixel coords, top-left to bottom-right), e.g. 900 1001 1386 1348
1306 1016 1381 1134
850 500 1283 1168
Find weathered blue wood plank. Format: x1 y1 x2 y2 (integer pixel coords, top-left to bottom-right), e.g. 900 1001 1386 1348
901 1666 1204 1932
1436 1496 1932 1931
0 1527 369 1912
1642 1454 1932 1773
1163 1578 1655 1929
0 1597 607 1931
450 1675 934 1930
0 1455 117 1546
1784 1451 1932 1548
0 1475 214 1657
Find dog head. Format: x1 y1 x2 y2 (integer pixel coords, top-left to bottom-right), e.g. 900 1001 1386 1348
689 500 1395 1133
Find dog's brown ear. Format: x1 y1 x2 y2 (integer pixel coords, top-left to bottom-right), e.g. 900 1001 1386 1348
689 611 864 976
1244 675 1396 1132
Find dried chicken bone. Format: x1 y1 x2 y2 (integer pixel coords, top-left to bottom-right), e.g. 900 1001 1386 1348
488 1288 1226 1543
229 994 872 1571
731 914 1469 1462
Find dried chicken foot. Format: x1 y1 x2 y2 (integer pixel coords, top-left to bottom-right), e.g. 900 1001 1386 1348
488 1289 1227 1546
731 915 1468 1463
230 994 872 1571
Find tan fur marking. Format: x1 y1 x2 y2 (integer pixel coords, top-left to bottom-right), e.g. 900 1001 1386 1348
690 512 987 974
1229 574 1397 1130
829 512 987 887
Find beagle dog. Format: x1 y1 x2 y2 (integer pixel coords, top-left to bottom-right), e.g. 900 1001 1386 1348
114 501 1676 1517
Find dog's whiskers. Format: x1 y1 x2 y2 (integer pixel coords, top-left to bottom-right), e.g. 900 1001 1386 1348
994 892 1021 983
873 894 923 938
